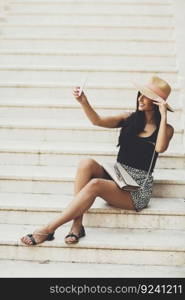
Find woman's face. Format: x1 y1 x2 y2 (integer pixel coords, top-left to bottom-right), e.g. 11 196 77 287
138 94 155 111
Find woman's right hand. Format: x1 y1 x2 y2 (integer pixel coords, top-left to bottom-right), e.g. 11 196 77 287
73 86 87 104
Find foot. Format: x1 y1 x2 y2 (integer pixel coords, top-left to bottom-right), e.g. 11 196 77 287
64 223 85 244
21 226 54 246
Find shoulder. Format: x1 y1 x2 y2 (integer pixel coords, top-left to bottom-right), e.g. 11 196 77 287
119 111 133 119
116 111 133 127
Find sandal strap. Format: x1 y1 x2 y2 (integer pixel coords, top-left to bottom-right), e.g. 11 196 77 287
65 233 79 240
27 234 36 245
79 226 85 238
65 227 85 241
33 231 55 239
47 233 55 241
26 232 55 245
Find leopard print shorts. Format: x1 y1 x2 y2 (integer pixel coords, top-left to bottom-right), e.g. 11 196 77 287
120 163 154 212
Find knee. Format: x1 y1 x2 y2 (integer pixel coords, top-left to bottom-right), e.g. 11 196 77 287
87 178 103 195
78 158 96 171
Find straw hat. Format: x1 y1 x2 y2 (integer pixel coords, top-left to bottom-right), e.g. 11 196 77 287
133 75 174 112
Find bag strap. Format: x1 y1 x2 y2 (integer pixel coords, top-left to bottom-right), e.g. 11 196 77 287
140 143 156 190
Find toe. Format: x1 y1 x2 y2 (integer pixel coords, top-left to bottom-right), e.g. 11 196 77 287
21 236 32 245
65 236 77 243
23 238 28 244
70 237 76 242
21 236 27 243
67 238 74 243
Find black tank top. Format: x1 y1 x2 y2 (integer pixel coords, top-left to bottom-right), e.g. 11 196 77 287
117 126 159 173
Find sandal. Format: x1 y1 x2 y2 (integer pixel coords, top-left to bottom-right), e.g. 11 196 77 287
64 226 86 244
22 232 55 245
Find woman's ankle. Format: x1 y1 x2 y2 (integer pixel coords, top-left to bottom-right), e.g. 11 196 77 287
71 221 83 230
46 224 56 234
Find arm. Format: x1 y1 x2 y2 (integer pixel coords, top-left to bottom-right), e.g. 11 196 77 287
73 86 132 128
81 100 132 128
155 103 174 153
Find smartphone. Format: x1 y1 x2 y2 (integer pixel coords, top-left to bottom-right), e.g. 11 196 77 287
78 74 88 96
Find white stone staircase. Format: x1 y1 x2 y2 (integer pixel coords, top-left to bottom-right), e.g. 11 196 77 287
0 0 185 277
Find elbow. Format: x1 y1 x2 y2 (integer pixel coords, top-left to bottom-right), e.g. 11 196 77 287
155 145 168 153
155 127 174 153
155 149 165 153
92 120 100 126
92 117 102 126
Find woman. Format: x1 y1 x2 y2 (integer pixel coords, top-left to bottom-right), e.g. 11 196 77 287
21 75 174 245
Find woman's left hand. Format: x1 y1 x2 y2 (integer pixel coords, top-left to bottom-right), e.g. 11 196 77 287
153 99 168 116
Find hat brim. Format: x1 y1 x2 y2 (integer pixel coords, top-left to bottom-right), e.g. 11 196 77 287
133 82 174 112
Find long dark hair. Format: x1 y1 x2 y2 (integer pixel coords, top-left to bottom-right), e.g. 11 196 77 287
117 92 161 146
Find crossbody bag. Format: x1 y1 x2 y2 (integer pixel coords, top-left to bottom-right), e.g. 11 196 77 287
102 143 156 192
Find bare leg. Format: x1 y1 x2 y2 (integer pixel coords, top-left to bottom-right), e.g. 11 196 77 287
21 176 135 245
21 159 108 245
66 158 107 243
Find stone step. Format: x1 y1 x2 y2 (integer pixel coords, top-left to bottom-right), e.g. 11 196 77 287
3 14 173 27
0 66 178 85
0 95 181 110
0 165 184 197
0 118 182 146
8 0 173 16
0 26 174 40
0 49 176 57
0 38 175 54
0 223 184 266
0 99 182 128
0 83 180 104
9 0 173 4
0 193 184 230
0 140 184 169
1 0 184 277
1 14 174 29
1 259 185 278
0 51 177 68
